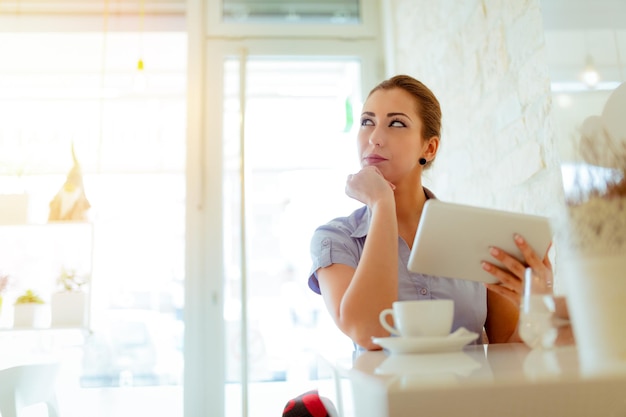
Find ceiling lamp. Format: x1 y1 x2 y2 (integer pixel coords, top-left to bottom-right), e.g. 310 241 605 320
133 0 147 92
581 54 600 88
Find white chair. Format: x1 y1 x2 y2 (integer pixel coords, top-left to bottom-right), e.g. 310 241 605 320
0 362 60 417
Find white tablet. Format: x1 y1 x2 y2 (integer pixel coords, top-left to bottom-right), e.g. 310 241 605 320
407 200 553 284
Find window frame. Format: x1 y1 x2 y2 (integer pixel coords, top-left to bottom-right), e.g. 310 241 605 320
205 0 379 39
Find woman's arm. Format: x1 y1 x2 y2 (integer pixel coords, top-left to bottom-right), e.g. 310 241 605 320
317 167 399 350
485 288 521 343
318 197 398 350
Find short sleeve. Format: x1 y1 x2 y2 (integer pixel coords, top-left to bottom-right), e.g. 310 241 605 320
307 222 361 294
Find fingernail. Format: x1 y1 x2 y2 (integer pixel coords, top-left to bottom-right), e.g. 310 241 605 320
514 234 524 244
490 247 499 256
482 262 491 271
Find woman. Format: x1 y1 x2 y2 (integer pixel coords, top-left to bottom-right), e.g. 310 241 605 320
306 74 554 350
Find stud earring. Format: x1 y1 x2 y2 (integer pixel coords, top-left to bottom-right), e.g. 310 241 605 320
419 157 427 166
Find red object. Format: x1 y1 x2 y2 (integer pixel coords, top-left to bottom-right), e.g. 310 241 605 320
282 390 329 417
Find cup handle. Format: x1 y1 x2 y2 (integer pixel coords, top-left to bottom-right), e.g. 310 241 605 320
379 308 401 336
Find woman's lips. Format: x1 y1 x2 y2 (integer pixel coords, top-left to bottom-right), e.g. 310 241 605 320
363 154 387 165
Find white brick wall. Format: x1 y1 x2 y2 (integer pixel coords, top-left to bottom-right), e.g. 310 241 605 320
387 0 564 209
385 0 569 287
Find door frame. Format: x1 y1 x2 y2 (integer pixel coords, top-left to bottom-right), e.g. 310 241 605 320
185 34 380 417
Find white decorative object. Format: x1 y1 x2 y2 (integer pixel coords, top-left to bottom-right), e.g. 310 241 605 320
579 82 626 169
50 267 89 328
560 82 626 375
562 196 626 375
50 291 87 328
13 303 48 328
48 145 91 222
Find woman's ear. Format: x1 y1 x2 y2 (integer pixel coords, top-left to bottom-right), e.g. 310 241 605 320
425 136 440 160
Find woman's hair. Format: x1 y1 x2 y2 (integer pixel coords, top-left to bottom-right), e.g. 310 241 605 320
368 75 442 144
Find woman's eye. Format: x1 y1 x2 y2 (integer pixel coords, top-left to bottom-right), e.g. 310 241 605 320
360 118 374 126
389 119 406 128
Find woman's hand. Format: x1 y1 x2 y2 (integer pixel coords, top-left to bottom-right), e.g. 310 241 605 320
483 235 575 346
482 234 553 307
345 166 396 206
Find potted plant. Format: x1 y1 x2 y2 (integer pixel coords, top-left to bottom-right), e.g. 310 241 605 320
558 82 626 374
13 289 48 328
50 267 89 328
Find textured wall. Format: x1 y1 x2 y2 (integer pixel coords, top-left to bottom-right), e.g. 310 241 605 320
384 0 569 286
387 0 565 216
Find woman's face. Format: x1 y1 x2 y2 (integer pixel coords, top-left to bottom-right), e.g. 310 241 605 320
357 87 426 184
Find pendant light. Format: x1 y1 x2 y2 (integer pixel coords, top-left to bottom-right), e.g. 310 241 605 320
132 0 147 92
581 54 600 88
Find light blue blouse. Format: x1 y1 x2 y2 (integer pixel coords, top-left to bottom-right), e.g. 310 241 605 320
308 191 487 346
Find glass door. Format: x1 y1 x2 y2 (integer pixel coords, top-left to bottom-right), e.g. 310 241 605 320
207 43 376 416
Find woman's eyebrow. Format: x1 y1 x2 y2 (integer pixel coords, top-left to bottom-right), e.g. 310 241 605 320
387 112 412 121
361 111 412 121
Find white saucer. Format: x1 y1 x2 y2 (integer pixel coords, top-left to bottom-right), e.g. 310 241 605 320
372 328 479 355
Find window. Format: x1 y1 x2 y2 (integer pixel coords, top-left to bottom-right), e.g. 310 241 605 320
0 31 186 417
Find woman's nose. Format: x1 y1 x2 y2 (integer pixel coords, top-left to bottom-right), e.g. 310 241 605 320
369 129 385 147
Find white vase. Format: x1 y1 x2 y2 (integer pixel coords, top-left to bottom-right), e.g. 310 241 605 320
50 291 88 328
565 254 626 374
561 196 626 375
13 303 48 328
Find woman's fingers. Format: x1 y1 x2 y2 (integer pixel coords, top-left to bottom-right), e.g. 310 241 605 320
482 261 523 294
481 234 530 302
513 233 544 270
482 234 555 308
484 234 546 283
484 281 520 306
486 245 526 280
542 243 553 269
346 166 395 205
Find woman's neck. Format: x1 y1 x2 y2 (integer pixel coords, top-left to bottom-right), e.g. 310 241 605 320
394 181 427 220
393 181 428 248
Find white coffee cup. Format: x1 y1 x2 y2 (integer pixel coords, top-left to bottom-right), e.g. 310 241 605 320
379 299 454 338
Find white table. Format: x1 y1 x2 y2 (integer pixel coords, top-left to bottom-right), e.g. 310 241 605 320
318 343 626 417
